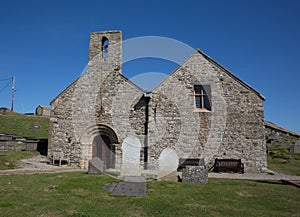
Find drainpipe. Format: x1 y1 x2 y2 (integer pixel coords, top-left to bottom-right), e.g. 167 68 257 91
143 92 152 170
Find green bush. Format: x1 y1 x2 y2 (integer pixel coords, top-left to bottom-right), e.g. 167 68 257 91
271 148 291 160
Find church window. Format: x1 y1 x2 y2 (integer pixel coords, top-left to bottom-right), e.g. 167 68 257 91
194 85 211 111
101 37 109 59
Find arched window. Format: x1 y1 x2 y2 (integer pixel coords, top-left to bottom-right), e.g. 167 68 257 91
101 37 109 59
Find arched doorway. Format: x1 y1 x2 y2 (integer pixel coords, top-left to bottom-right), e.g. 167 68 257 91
92 134 115 169
80 124 119 169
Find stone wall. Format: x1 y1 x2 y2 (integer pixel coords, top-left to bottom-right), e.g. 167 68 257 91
0 134 48 154
130 51 266 172
36 106 51 117
48 31 143 169
265 122 300 154
48 30 266 173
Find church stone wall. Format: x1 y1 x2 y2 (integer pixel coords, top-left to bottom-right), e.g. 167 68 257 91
48 30 266 173
129 52 266 172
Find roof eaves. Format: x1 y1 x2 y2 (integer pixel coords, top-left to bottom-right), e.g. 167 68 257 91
151 51 196 91
196 48 266 101
118 73 144 92
50 77 80 105
264 121 300 138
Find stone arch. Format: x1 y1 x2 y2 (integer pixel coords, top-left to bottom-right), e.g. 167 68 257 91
80 123 119 144
80 124 120 169
101 36 109 59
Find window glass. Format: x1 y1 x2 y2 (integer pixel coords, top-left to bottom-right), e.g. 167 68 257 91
194 84 211 111
195 86 201 94
195 96 201 108
204 96 211 110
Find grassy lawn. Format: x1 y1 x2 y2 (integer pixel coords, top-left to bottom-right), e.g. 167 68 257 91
0 172 299 217
0 114 49 138
0 151 39 170
267 153 300 176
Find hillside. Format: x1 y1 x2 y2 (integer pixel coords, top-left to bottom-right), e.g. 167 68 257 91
0 109 49 139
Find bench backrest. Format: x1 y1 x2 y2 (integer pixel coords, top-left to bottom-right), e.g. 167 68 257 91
178 158 205 170
213 158 244 173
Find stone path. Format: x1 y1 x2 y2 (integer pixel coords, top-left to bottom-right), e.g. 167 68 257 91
0 155 84 176
1 155 300 182
208 172 300 181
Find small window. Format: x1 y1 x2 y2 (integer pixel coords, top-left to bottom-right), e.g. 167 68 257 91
194 85 211 111
101 37 109 59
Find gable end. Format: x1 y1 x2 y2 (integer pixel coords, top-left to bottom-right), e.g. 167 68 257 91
196 49 265 101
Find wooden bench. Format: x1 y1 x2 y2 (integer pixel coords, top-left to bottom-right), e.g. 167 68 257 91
213 158 244 173
178 158 205 170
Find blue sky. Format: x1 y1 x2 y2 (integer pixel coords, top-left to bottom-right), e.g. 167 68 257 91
0 0 300 134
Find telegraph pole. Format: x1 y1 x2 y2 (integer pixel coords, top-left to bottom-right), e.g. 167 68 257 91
11 76 15 111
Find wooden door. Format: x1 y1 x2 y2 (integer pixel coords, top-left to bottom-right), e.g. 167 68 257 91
92 134 115 168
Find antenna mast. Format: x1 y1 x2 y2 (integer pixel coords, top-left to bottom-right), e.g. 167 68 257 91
11 76 15 111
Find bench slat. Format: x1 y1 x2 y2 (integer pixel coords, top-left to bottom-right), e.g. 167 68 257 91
178 158 205 170
213 158 244 173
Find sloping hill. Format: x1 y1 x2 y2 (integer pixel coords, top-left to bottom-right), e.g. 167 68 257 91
0 109 49 138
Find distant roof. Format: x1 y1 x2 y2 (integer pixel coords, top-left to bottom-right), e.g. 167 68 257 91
264 121 300 138
37 105 50 109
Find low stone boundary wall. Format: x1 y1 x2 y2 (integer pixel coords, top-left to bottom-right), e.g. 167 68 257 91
0 134 48 155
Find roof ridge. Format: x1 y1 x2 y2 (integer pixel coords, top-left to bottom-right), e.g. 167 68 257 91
196 48 265 101
264 120 300 138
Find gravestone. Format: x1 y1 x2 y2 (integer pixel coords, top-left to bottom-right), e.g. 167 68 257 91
182 166 208 184
88 157 104 174
157 148 179 181
120 136 142 177
104 183 118 192
199 158 205 167
293 140 300 153
110 176 146 197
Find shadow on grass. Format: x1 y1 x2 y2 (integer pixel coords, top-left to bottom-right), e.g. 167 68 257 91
254 180 289 186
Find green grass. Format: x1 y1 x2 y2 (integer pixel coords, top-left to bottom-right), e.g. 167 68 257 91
0 172 299 217
0 114 49 138
0 151 39 170
267 153 300 176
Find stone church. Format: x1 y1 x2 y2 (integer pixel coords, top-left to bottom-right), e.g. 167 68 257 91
48 30 267 173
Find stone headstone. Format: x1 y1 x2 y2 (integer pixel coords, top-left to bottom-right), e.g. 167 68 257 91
111 176 146 197
293 140 300 153
120 136 141 177
182 166 208 184
198 158 205 167
284 141 292 148
124 176 146 182
88 157 104 174
157 148 179 181
104 183 118 192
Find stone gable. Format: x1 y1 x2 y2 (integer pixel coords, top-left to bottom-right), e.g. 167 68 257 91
48 30 266 173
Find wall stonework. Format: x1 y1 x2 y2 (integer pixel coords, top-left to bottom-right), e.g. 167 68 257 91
48 30 267 173
265 121 300 154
